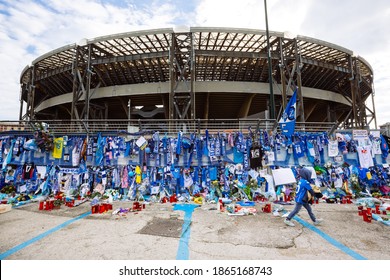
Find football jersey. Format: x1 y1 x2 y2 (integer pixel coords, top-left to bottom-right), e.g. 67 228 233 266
249 146 263 168
357 146 374 169
22 162 35 180
52 137 64 159
328 140 339 157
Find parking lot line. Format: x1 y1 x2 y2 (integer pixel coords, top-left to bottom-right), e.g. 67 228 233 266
173 203 200 260
0 211 91 260
294 216 367 260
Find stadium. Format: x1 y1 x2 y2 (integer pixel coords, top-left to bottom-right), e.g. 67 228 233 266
2 26 389 266
18 27 375 133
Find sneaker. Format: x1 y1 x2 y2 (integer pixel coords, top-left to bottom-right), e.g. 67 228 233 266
281 211 290 218
313 218 323 226
284 218 295 227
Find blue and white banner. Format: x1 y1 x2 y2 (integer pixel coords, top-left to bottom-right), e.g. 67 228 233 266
279 88 297 137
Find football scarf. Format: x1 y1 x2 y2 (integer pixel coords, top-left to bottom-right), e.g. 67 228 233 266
221 134 226 156
203 130 209 156
215 133 221 157
169 138 175 166
306 140 315 163
187 133 196 167
80 137 88 162
153 132 160 154
233 147 244 164
209 136 215 158
72 140 81 167
105 137 113 165
121 166 129 189
2 139 15 172
263 131 269 147
63 136 70 162
380 135 389 159
235 132 245 153
228 133 234 147
176 131 182 155
196 137 203 165
87 137 93 161
95 133 105 166
124 140 131 157
13 137 24 157
162 135 168 165
243 148 249 171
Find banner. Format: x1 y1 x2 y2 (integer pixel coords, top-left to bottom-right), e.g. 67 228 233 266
279 89 297 137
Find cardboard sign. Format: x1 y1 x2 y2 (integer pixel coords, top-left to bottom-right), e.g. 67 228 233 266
135 136 148 150
353 129 368 140
271 168 296 186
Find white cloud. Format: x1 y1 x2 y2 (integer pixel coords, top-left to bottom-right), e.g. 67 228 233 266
0 0 389 127
194 0 263 28
0 0 178 120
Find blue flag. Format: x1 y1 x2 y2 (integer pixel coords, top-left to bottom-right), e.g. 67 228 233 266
279 89 297 137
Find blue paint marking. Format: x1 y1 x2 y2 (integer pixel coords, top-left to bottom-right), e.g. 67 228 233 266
0 211 91 260
173 204 200 260
293 216 367 260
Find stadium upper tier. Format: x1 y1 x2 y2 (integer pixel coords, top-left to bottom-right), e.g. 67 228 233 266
19 27 374 129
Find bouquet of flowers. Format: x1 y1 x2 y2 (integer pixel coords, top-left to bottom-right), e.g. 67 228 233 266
0 185 16 194
349 174 362 196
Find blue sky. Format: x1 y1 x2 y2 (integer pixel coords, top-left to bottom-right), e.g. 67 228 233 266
1 0 389 126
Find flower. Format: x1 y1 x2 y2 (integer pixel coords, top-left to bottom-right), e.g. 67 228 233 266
324 162 333 169
0 185 16 194
53 199 63 207
349 174 362 196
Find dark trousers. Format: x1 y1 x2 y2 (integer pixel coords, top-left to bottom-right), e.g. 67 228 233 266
287 202 316 222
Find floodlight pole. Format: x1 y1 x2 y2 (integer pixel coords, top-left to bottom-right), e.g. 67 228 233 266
128 99 131 121
264 0 275 120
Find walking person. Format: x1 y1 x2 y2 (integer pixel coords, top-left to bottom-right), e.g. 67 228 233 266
284 167 323 227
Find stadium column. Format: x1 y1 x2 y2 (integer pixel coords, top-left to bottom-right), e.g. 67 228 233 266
85 44 92 121
279 37 287 111
18 86 24 120
371 86 378 129
349 55 358 127
295 38 305 123
238 93 256 118
26 65 36 120
264 0 275 120
168 32 176 132
353 56 367 128
190 32 195 120
71 47 80 120
71 45 90 122
169 30 193 122
358 56 368 128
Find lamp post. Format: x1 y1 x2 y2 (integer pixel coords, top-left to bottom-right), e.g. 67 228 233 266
128 99 131 121
264 0 275 120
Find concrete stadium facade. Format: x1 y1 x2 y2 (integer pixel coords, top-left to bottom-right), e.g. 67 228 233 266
19 27 375 129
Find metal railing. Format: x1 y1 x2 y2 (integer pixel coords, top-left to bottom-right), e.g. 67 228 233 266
0 119 338 136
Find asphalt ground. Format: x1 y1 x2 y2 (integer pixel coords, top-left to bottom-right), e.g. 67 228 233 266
1 199 389 279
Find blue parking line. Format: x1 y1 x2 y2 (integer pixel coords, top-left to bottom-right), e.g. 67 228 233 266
293 216 367 260
0 211 91 260
173 203 200 260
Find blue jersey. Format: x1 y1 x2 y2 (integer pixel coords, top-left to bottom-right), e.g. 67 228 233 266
295 178 313 204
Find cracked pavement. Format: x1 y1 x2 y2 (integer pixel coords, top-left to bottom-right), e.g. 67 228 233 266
0 199 389 260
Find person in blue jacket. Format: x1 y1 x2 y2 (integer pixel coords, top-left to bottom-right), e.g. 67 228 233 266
284 167 323 227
